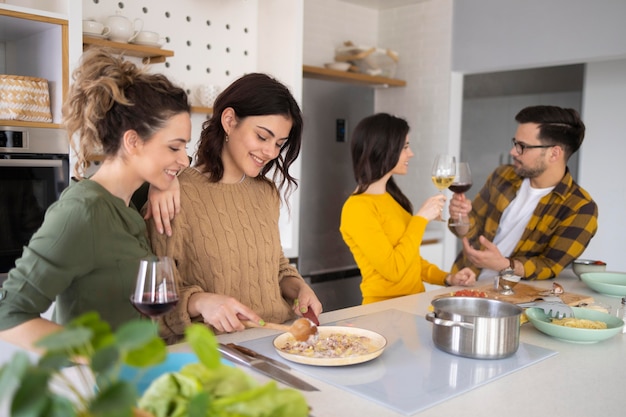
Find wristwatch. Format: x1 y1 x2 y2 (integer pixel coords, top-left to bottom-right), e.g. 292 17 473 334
500 257 515 276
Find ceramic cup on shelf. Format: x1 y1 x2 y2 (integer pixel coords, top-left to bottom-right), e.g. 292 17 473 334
133 31 164 46
105 11 143 43
83 20 110 37
195 84 221 108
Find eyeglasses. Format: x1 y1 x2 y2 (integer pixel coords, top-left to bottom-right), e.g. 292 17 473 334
511 138 554 155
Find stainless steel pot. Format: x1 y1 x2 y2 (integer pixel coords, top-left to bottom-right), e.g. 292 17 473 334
426 297 523 359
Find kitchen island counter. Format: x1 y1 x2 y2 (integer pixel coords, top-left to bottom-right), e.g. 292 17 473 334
195 269 625 417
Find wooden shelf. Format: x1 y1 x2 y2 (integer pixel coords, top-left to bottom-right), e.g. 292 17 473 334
83 36 174 64
190 106 213 115
0 120 63 129
303 65 406 87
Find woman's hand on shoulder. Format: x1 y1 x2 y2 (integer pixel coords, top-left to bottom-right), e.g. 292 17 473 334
188 292 262 333
144 178 181 236
448 267 476 287
415 194 446 222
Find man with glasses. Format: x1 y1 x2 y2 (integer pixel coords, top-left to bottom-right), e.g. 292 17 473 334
448 105 597 281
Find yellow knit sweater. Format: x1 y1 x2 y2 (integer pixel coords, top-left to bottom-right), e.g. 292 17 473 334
340 192 448 304
148 168 300 342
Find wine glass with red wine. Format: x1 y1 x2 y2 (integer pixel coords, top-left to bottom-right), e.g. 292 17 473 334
130 256 179 318
448 162 472 227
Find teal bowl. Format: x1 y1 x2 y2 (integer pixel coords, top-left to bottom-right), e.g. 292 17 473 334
119 352 199 395
525 306 624 343
580 271 626 297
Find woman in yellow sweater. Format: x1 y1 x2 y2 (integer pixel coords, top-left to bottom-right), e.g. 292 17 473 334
340 113 476 304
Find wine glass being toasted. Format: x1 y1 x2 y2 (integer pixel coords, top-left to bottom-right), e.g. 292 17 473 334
448 161 472 227
130 256 179 318
431 154 456 221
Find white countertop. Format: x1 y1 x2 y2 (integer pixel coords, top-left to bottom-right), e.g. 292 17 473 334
198 268 625 417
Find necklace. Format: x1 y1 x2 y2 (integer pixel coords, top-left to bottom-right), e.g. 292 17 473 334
238 173 246 183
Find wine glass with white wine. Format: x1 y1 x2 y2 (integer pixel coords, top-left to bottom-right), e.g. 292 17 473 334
431 154 456 221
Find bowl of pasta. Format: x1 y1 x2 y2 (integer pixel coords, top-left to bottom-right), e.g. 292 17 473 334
525 306 624 343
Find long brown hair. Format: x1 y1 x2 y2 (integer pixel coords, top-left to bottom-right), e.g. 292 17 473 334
195 73 303 202
350 113 413 213
63 47 190 178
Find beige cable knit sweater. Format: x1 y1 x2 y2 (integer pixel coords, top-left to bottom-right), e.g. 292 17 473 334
148 167 301 342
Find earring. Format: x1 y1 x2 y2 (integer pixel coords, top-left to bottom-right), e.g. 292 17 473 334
225 134 229 142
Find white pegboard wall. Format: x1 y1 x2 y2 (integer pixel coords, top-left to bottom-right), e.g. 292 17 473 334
82 0 258 104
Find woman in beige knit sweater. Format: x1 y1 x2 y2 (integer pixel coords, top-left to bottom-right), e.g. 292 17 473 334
148 73 322 343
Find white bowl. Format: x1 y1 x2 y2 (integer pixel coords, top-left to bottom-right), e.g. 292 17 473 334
133 30 160 44
572 259 606 278
324 62 351 72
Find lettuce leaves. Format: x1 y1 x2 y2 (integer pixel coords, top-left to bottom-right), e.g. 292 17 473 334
136 324 309 417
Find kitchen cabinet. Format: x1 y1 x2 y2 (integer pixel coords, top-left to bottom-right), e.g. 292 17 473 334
0 5 68 128
82 35 174 64
303 65 406 87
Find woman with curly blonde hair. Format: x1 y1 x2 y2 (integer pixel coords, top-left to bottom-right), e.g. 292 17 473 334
0 48 191 352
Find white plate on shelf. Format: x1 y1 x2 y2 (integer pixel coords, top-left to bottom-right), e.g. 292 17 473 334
131 41 164 48
83 32 107 39
273 326 386 366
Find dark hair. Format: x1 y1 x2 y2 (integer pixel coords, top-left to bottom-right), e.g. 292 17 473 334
515 105 585 160
63 47 190 178
195 73 303 202
350 113 413 213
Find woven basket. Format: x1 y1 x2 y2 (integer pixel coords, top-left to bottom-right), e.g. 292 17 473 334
0 74 53 122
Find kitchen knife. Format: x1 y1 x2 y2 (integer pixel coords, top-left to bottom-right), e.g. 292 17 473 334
226 343 291 370
302 308 320 326
217 343 319 391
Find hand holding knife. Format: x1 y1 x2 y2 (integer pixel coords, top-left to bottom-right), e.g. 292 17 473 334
294 298 320 326
302 308 320 326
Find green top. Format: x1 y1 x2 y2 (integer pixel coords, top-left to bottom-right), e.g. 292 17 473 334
0 179 149 331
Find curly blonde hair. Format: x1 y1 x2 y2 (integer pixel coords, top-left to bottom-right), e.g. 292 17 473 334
63 47 190 178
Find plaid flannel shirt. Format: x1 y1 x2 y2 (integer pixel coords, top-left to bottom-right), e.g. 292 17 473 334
450 165 598 280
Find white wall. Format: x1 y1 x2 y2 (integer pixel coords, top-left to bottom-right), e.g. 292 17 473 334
579 59 626 270
377 0 454 266
303 0 378 67
452 0 626 73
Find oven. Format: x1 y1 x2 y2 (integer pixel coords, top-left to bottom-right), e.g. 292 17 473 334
0 126 70 283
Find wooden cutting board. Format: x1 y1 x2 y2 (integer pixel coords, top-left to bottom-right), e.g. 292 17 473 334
436 282 594 306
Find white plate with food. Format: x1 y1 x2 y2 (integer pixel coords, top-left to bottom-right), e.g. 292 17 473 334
273 326 387 366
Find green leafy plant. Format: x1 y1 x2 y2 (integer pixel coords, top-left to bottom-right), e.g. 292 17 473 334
0 312 166 417
0 313 309 417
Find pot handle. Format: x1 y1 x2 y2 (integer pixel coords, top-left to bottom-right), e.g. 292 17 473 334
425 312 475 330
